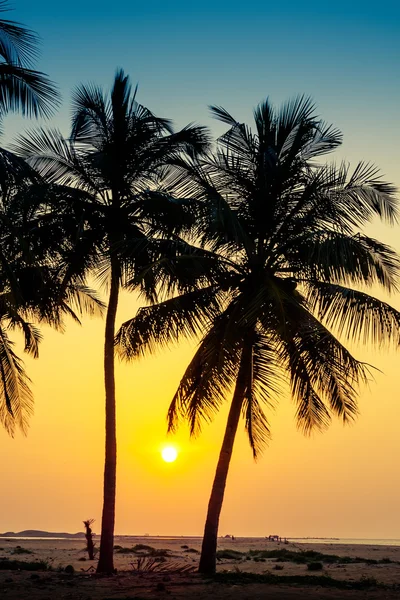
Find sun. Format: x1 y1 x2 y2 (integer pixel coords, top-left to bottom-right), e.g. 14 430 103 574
161 446 178 463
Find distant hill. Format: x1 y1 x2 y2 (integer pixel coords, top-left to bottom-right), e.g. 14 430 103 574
0 530 85 538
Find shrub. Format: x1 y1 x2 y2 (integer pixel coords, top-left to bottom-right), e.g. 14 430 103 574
216 549 244 560
307 562 323 571
11 546 33 555
65 564 74 574
0 558 48 571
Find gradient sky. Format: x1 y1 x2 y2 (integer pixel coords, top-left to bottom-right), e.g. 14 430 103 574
0 1 400 539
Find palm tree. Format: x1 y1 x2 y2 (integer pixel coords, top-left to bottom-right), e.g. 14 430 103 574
0 1 58 125
116 96 400 574
0 148 104 435
15 69 209 572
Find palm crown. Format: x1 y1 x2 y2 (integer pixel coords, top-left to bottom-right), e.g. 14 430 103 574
0 149 103 435
117 95 400 457
16 69 210 286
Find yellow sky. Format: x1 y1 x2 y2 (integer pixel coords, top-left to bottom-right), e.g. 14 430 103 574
1 0 400 544
1 247 400 539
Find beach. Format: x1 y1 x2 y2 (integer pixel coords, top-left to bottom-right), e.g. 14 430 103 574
1 536 400 599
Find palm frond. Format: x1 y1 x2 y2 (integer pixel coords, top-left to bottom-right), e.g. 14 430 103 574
0 322 33 436
64 283 105 319
241 337 281 458
294 231 400 292
71 81 109 148
13 127 98 190
167 311 243 436
0 63 59 119
308 282 400 347
116 286 222 359
7 316 41 358
0 2 39 67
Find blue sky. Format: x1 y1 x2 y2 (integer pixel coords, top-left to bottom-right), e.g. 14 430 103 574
3 1 400 183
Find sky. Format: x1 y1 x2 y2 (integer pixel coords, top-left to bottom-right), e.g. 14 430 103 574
0 1 400 539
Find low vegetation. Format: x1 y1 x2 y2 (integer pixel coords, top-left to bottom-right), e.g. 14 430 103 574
114 544 170 558
213 571 384 590
11 546 33 555
131 557 196 574
0 558 48 571
216 548 398 566
216 549 244 560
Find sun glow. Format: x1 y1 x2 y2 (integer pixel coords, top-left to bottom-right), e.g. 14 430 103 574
161 446 178 463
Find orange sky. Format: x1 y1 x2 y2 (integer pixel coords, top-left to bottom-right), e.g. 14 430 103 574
1 259 400 539
1 1 399 542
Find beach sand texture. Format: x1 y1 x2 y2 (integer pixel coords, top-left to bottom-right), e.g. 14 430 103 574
1 536 400 599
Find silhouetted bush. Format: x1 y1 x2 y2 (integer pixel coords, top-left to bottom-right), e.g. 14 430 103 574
213 571 382 590
216 549 244 560
11 546 33 555
307 561 323 571
0 558 48 571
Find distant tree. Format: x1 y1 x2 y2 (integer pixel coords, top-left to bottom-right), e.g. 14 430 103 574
0 1 58 127
83 519 95 560
116 96 400 574
16 69 209 573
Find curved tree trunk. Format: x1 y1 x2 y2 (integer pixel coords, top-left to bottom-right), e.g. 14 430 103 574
198 344 251 575
97 257 120 573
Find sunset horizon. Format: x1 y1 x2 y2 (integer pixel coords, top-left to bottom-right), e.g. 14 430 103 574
0 1 399 598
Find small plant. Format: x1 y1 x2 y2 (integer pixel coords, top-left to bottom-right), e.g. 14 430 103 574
307 562 323 571
131 557 196 574
83 519 96 560
65 564 75 574
216 549 244 560
359 575 379 587
11 546 33 555
132 544 154 552
116 545 169 558
183 547 199 554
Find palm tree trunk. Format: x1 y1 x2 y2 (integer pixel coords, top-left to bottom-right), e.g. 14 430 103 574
96 257 120 573
198 344 251 575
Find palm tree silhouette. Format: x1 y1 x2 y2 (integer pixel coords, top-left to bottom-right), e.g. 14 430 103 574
16 69 209 572
116 96 400 574
0 1 58 125
0 149 103 435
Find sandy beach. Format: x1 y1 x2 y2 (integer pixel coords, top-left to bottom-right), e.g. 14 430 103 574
1 536 400 599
